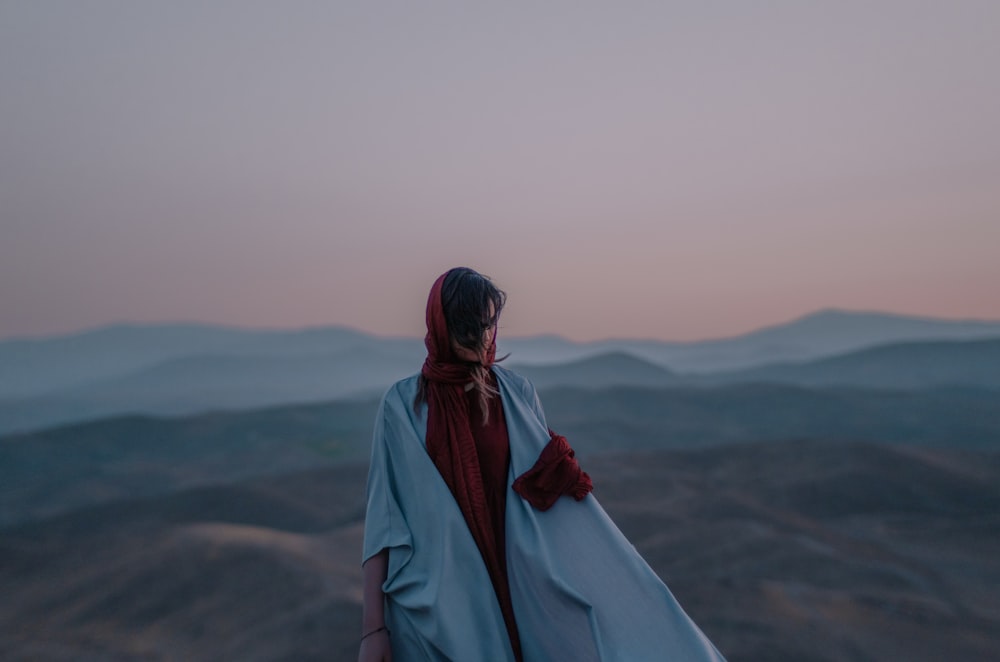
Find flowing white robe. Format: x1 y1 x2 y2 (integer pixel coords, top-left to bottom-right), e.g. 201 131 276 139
362 365 727 661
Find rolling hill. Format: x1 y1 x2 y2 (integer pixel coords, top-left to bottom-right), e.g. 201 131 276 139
2 440 997 661
509 351 678 389
0 322 420 399
539 382 1000 454
707 337 1000 390
0 398 379 528
0 346 412 436
3 379 999 530
588 308 1000 373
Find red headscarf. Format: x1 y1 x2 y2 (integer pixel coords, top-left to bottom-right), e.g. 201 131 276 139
421 271 524 658
421 272 499 567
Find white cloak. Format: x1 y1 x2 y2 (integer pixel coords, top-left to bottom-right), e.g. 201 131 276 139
362 365 727 661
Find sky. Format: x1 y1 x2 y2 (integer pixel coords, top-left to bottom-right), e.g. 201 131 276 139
2 1 999 343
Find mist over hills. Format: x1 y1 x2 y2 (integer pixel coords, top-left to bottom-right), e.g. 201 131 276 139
510 350 679 389
513 336 1000 392
2 440 997 661
0 322 423 399
0 348 411 436
560 308 1000 372
2 307 998 528
3 379 998 530
2 309 1000 436
4 309 1000 395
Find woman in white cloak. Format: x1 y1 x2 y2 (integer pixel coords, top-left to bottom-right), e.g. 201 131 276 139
359 267 726 662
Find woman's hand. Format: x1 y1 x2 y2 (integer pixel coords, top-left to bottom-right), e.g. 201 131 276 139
358 629 392 662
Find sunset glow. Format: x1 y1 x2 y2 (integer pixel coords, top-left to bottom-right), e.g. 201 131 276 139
2 2 998 342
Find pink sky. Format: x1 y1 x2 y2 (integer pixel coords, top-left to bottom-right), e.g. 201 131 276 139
2 2 999 343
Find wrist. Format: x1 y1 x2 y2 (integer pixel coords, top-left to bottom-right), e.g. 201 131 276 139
361 625 390 642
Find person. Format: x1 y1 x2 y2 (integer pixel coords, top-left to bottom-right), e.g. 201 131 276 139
359 267 726 662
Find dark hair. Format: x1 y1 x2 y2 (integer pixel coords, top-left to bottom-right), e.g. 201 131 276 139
415 267 507 421
440 267 507 353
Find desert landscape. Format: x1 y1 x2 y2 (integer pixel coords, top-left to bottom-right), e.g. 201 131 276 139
2 440 998 661
2 314 999 661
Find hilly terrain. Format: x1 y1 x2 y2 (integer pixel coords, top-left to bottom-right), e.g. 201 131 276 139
509 351 679 390
4 311 998 660
3 380 999 530
0 398 379 528
3 310 1000 435
707 337 1000 390
556 308 1000 372
539 382 1000 454
0 347 412 435
0 323 421 399
1 439 997 661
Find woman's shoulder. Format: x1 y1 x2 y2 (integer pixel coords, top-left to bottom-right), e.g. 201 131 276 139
382 372 420 406
373 373 423 431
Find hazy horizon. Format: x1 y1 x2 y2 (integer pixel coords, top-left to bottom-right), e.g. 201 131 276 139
3 306 1000 346
3 2 998 343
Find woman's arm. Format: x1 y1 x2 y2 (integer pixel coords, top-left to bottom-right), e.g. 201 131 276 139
358 549 392 661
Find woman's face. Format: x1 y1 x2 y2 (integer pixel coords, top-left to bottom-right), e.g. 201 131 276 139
451 302 497 365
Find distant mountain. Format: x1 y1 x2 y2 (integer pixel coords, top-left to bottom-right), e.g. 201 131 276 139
595 308 1000 373
3 440 998 660
0 321 422 399
3 310 1000 435
510 351 678 390
6 310 1000 397
495 333 591 364
705 337 1000 390
0 346 413 436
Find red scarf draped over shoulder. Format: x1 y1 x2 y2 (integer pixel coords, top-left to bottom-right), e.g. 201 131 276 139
421 273 523 659
421 273 501 567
